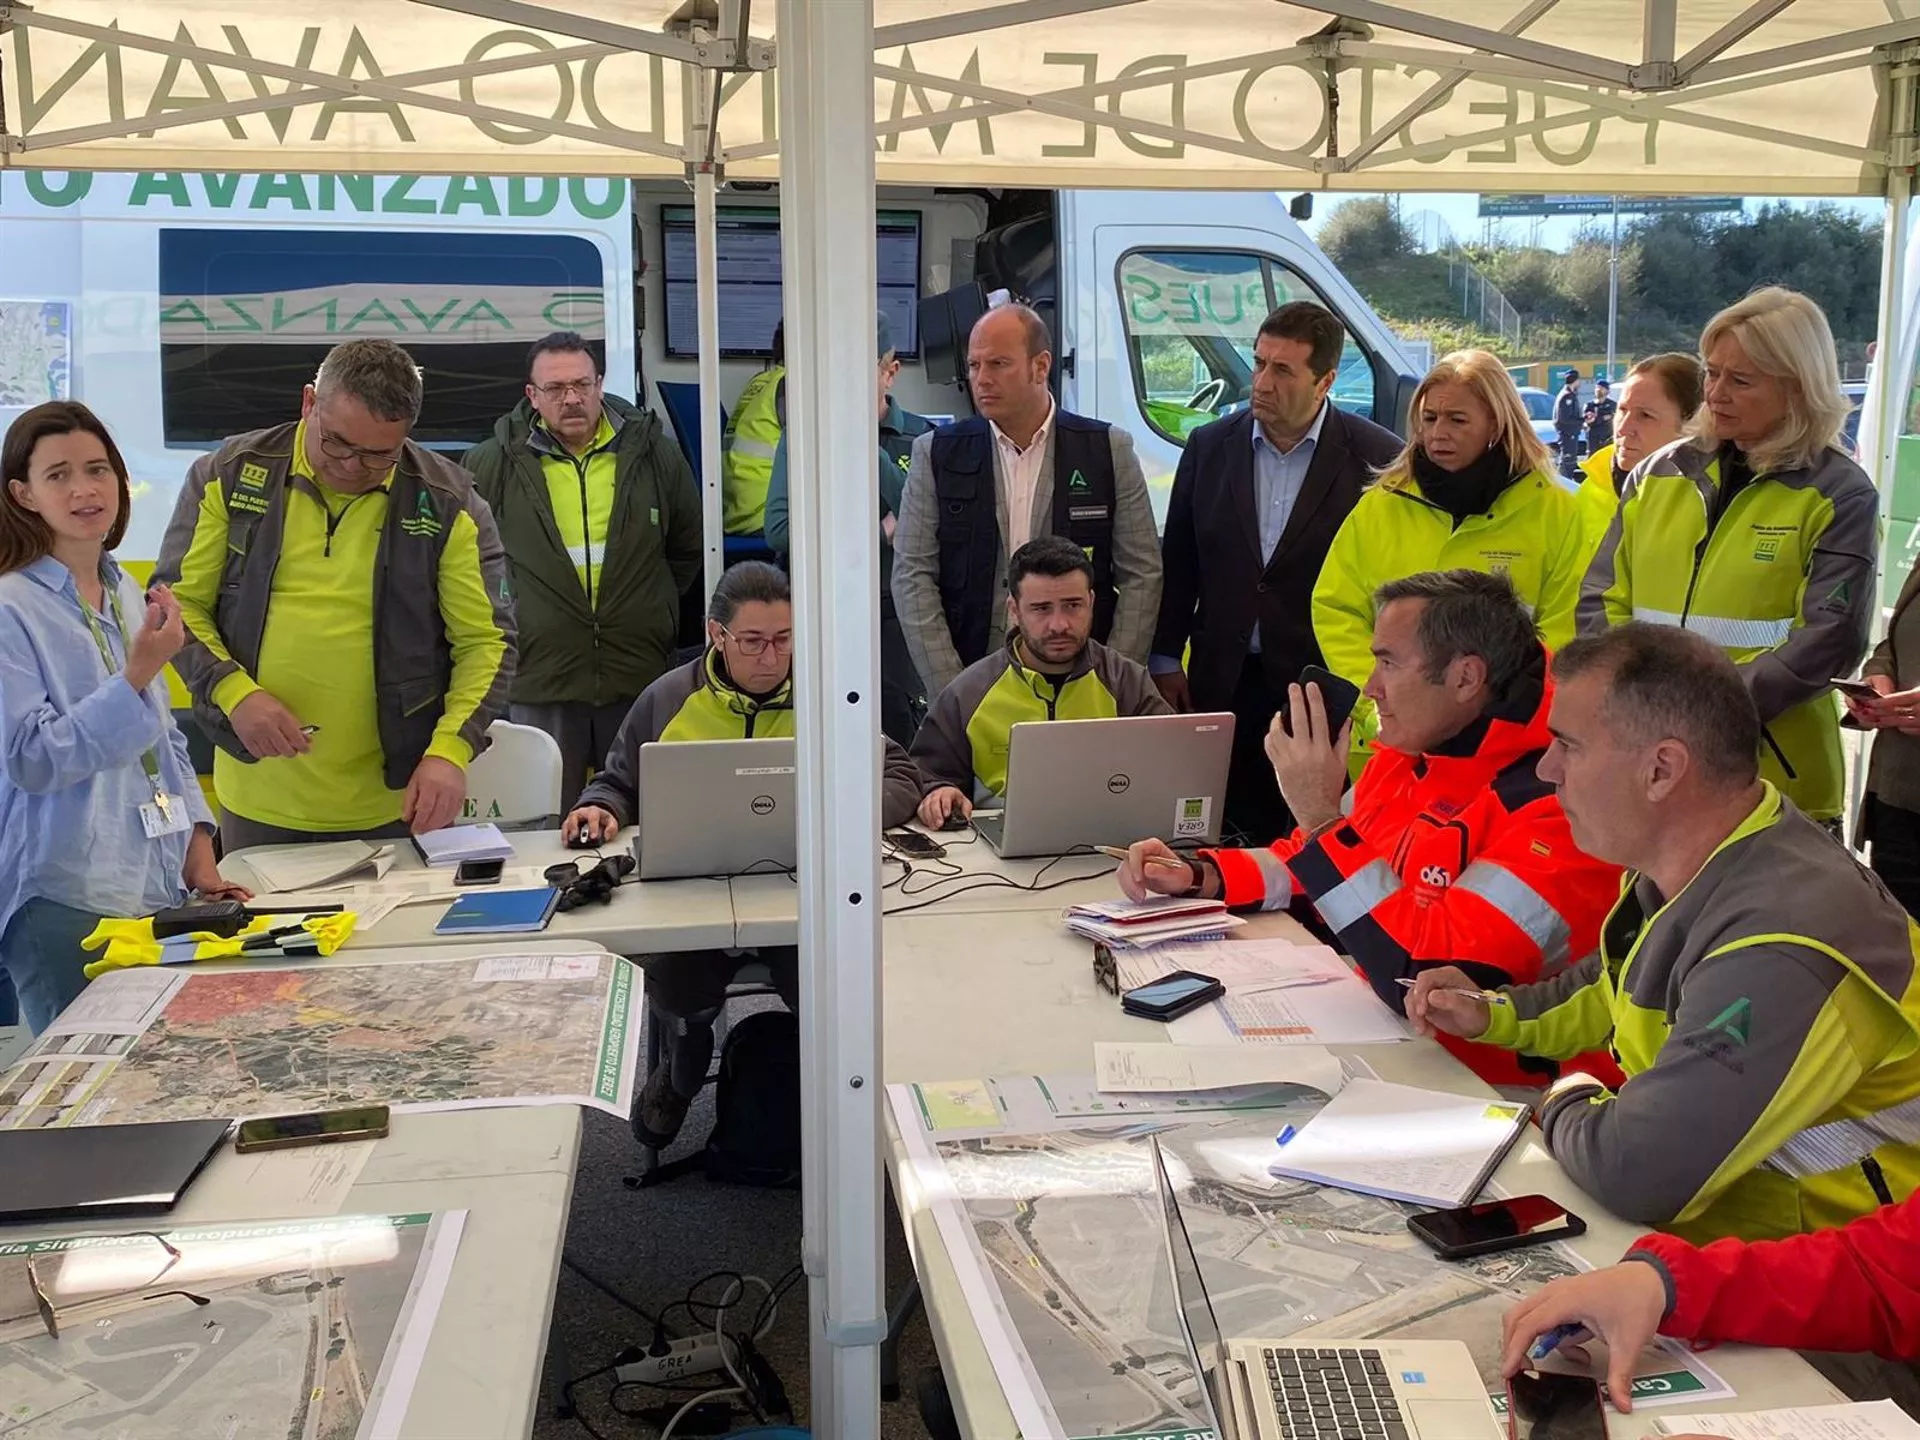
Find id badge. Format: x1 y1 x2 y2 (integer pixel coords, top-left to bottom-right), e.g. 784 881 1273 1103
139 793 191 839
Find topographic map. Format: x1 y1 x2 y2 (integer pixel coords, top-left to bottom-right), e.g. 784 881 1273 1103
910 1099 1720 1440
27 953 640 1128
0 302 72 409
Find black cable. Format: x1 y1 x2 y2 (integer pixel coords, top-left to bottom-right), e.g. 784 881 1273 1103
883 847 1119 915
561 1254 666 1332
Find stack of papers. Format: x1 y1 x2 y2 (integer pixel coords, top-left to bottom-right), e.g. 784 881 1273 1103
1062 896 1242 948
242 841 395 893
1264 1078 1531 1207
411 824 515 867
1119 939 1411 1046
1093 1042 1345 1097
1653 1402 1920 1438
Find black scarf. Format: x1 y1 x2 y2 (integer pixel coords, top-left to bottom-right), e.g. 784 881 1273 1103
1410 445 1521 526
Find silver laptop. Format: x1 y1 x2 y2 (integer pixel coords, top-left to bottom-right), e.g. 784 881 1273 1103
1150 1137 1500 1440
632 738 798 879
971 712 1234 857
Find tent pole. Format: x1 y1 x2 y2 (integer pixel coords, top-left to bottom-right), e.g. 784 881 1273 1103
694 163 724 601
777 0 885 1434
1853 50 1917 840
1606 195 1620 381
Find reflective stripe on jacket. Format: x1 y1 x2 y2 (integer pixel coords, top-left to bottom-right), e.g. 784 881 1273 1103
1577 439 1878 820
1200 643 1623 1091
1482 785 1920 1243
722 366 785 535
908 633 1171 800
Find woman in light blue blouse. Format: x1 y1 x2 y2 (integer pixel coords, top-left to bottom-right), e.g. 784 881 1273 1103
0 401 248 1033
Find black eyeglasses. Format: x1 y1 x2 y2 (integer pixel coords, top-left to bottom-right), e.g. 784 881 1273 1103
18 1231 208 1340
316 428 404 470
1092 943 1120 997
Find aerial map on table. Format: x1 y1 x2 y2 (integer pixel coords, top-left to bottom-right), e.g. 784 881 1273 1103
892 1081 1728 1440
0 953 641 1129
0 1212 461 1440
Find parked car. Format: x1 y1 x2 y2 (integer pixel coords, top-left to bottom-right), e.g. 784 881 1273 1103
1517 386 1564 453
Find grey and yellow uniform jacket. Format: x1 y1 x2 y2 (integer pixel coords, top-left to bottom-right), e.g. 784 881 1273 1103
574 651 922 829
1479 785 1920 1244
909 633 1171 801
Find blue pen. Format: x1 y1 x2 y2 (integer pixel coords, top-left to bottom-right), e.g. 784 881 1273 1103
1527 1322 1585 1362
1275 1125 1298 1147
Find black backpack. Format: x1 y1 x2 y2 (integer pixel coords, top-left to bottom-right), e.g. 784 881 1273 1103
646 1011 801 1188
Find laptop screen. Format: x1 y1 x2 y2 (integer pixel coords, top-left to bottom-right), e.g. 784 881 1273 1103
1149 1136 1238 1440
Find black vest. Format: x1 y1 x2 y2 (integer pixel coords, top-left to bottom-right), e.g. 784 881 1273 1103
928 412 1117 666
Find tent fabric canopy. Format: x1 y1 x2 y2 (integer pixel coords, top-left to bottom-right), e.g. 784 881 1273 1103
3 0 1918 194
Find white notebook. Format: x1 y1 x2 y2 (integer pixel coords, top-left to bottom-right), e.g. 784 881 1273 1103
242 841 395 893
1265 1078 1530 1208
411 823 515 867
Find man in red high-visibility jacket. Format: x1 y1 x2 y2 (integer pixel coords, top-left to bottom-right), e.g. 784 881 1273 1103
1120 568 1622 1089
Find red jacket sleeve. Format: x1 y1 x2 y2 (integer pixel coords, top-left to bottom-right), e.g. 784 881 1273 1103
1631 1193 1920 1357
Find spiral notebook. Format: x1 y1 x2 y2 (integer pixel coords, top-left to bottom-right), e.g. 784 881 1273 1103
1265 1078 1531 1208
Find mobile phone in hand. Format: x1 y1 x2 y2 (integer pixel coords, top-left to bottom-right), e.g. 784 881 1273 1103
1293 664 1362 740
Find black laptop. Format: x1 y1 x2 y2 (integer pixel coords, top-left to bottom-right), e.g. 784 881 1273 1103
0 1119 232 1224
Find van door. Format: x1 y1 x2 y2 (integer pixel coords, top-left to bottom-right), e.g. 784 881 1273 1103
1087 225 1405 523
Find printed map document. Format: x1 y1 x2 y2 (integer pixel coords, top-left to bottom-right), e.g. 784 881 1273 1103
1653 1401 1920 1438
1265 1078 1530 1207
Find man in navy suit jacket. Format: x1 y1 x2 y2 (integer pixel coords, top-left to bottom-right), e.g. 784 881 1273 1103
1150 302 1401 844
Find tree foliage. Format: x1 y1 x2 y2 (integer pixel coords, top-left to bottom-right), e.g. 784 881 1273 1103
1319 197 1883 365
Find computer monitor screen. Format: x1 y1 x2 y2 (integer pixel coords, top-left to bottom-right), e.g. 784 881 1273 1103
660 205 922 359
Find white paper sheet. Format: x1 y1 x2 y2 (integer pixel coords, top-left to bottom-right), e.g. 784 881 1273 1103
214 1139 378 1217
1094 1042 1344 1096
1652 1401 1920 1438
1218 980 1411 1045
242 840 392 892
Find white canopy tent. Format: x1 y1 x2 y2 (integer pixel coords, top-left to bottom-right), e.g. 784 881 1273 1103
7 3 1920 1432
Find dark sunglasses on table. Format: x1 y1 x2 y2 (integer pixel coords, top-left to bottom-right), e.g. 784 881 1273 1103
1092 943 1120 997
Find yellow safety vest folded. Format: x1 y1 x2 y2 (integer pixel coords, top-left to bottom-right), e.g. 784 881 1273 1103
81 912 359 977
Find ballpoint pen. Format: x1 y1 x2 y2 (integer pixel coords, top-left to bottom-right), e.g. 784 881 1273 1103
1393 976 1511 1005
1527 1322 1585 1362
1093 845 1193 871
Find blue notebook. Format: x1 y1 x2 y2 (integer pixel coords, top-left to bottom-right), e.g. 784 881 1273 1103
434 886 561 936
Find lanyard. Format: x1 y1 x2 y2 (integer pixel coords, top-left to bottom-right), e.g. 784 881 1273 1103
75 582 167 801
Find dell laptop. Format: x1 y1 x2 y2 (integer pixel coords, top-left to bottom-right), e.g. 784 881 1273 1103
971 712 1235 857
633 738 798 880
1150 1136 1501 1440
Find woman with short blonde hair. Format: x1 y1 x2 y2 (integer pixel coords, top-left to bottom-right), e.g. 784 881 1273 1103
1312 349 1587 734
1580 286 1876 826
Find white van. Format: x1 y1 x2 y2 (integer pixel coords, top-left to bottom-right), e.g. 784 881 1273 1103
0 171 1415 560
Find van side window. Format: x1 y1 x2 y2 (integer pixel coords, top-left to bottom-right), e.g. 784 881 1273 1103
157 228 607 446
1116 249 1376 445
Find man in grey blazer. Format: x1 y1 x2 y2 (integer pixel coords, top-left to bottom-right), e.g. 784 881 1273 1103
890 303 1162 700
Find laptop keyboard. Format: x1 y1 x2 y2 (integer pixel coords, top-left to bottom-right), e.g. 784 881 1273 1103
1262 1346 1409 1440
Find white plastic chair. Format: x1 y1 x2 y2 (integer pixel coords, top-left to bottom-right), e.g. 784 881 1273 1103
462 720 564 830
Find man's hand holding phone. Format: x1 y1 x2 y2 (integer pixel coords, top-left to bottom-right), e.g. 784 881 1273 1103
1266 679 1354 831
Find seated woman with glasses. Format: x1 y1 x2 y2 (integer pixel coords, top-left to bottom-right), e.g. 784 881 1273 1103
561 560 922 1149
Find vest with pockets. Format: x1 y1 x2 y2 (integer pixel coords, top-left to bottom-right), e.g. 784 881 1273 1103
206 435 465 791
929 412 1117 666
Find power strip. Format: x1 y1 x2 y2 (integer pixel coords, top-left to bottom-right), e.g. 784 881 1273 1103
613 1333 740 1388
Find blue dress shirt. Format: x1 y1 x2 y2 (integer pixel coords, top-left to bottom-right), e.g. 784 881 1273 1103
0 555 212 934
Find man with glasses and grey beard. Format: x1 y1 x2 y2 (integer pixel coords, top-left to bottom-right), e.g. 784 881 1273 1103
463 332 701 803
158 338 516 848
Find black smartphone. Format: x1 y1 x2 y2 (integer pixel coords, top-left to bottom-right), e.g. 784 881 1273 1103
1409 1195 1586 1261
1121 970 1225 1021
455 858 506 886
235 1104 391 1154
1295 664 1363 739
1832 676 1881 701
886 829 948 860
1505 1370 1607 1440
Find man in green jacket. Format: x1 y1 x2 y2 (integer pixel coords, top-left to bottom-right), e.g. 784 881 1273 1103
463 333 702 803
